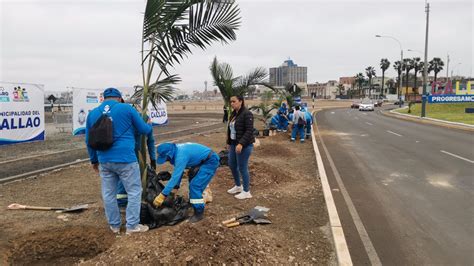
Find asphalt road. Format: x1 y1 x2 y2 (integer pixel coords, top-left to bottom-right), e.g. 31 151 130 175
315 106 474 265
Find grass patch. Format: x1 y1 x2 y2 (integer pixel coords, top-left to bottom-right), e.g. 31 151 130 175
396 103 474 125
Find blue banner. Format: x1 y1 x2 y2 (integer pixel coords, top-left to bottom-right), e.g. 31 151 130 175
428 94 474 103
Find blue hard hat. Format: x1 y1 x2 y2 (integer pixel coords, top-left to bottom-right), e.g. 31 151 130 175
103 87 122 98
156 142 175 164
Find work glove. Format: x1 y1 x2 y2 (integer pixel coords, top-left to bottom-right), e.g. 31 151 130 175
153 193 166 207
150 160 156 170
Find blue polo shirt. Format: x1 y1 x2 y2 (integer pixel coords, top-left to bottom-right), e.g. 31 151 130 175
85 100 152 164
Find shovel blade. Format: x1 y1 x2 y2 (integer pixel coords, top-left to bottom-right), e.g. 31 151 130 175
253 218 272 224
56 204 89 213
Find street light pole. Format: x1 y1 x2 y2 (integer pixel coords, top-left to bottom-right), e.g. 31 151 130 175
421 2 430 118
376 34 403 107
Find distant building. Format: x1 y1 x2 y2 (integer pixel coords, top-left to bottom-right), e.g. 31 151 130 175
269 59 307 87
307 80 339 99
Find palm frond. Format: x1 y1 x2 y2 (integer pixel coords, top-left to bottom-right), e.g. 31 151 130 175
147 0 241 76
132 74 180 110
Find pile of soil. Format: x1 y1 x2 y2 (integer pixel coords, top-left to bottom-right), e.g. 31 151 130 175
0 131 334 264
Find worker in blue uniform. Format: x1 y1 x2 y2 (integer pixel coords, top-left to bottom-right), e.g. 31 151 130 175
301 107 313 139
277 103 288 132
153 142 219 223
85 87 152 234
269 114 279 129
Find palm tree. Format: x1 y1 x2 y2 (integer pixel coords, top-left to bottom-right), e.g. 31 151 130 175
393 61 403 98
380 58 390 97
210 57 272 120
249 103 275 129
336 84 345 96
428 57 444 83
355 73 365 98
412 57 424 95
365 67 376 97
134 0 241 187
386 78 395 94
402 58 414 97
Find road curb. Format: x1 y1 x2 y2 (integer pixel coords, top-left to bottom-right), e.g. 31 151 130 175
382 108 474 132
311 110 352 266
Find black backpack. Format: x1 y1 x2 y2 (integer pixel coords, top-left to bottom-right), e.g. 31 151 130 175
88 107 114 151
297 116 306 126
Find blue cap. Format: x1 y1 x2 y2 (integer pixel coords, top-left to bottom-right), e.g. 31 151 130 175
156 142 175 164
103 87 122 98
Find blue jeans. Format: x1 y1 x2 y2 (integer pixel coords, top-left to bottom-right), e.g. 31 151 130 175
189 153 220 213
228 144 253 192
99 162 141 229
291 124 305 141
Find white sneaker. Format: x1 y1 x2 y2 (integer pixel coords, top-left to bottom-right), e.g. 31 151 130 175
235 191 252 200
110 226 120 234
227 185 243 194
126 224 149 235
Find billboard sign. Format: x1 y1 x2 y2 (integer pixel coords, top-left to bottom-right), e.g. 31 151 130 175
0 82 45 145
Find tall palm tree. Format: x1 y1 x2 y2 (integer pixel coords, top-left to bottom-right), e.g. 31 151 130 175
393 61 403 98
428 57 444 83
365 66 376 97
380 58 390 97
412 57 424 95
134 0 241 187
210 57 272 120
355 73 365 98
402 58 414 97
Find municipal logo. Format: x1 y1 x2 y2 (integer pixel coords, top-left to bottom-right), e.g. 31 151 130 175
0 87 9 102
12 86 30 102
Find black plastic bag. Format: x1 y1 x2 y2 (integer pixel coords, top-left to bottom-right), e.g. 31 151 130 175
140 167 190 229
218 150 229 166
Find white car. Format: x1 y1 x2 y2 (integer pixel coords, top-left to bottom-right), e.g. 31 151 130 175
359 100 375 111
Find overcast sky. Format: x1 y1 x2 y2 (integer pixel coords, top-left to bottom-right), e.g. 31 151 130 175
1 0 472 93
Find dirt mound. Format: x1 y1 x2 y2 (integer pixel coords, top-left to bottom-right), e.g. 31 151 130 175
5 226 115 265
83 220 266 264
254 139 295 157
249 161 292 187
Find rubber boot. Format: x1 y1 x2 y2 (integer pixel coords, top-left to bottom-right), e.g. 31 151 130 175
189 210 204 223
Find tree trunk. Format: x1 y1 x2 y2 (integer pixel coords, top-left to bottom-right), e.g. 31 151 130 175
405 70 409 98
397 73 401 98
381 71 385 97
413 71 418 96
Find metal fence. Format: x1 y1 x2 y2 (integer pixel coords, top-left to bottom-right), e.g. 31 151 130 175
52 112 73 133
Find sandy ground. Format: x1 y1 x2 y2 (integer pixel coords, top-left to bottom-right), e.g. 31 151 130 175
0 129 334 264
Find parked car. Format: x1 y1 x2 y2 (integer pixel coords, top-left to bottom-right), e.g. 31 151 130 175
359 99 375 111
351 100 361 109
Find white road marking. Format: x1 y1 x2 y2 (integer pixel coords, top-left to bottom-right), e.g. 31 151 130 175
387 130 403 137
315 122 382 266
362 113 368 115
331 111 335 114
440 150 474 164
354 117 359 120
311 114 352 265
365 122 373 126
416 140 420 143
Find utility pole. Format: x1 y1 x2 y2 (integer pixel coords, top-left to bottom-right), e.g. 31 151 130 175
446 54 450 80
421 2 430 117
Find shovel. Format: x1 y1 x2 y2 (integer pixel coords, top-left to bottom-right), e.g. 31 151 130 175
222 207 271 228
7 203 89 213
